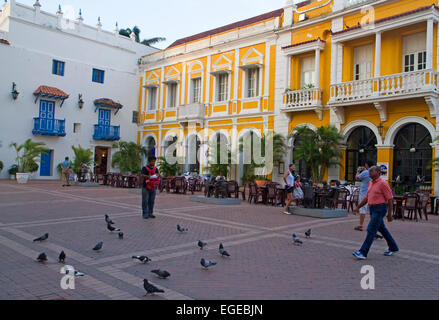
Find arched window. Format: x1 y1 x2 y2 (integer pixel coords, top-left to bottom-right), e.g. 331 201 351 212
345 127 377 182
393 123 432 190
186 134 201 173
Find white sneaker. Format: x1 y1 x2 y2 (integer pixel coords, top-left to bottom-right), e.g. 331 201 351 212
284 211 292 215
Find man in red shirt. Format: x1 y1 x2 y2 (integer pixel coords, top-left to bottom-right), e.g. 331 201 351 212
352 166 399 260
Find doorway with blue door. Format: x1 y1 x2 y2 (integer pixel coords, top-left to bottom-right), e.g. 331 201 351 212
98 108 111 138
39 100 55 132
40 150 53 177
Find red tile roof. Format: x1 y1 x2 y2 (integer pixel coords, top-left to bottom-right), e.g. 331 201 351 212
282 38 326 50
94 98 123 109
167 8 284 49
332 5 439 35
33 86 69 99
0 39 10 45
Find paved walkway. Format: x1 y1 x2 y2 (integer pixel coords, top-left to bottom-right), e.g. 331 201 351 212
0 180 438 300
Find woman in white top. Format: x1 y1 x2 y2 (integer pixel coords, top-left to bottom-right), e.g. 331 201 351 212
283 164 296 215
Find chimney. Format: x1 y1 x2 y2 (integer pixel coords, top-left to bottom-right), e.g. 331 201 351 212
283 0 296 27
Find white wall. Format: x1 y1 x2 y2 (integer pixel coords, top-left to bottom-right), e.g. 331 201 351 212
0 0 158 180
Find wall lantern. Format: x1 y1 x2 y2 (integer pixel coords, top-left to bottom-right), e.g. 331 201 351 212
11 82 19 100
377 123 384 139
78 94 84 109
359 149 365 154
410 145 417 153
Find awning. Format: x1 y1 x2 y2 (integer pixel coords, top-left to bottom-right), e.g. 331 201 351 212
34 85 69 106
94 98 123 115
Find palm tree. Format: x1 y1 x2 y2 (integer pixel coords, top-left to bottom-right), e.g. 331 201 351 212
158 156 180 177
119 25 166 47
291 125 343 182
71 145 94 174
111 141 147 175
9 139 49 173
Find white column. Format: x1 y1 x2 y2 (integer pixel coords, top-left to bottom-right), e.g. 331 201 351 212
285 55 291 89
374 32 381 77
331 41 338 85
181 62 186 105
314 48 321 88
427 19 434 70
206 55 211 104
159 67 165 111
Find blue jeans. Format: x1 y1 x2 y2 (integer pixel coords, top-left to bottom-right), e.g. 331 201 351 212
359 203 399 257
142 188 156 217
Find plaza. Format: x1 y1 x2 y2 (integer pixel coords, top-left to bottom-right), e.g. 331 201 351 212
0 180 438 300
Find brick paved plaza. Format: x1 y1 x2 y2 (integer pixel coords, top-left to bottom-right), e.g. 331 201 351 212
0 180 439 300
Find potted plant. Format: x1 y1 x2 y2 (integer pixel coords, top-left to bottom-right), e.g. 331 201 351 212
8 164 18 180
9 139 49 184
111 141 147 175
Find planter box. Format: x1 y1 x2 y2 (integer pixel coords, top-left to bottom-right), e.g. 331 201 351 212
16 173 30 184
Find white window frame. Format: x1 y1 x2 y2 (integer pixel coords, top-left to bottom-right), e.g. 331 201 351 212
242 66 262 99
191 77 202 103
300 55 316 88
166 82 178 108
353 44 373 81
147 86 158 111
402 32 427 73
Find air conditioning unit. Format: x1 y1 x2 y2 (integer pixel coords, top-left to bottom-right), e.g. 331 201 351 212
298 13 309 22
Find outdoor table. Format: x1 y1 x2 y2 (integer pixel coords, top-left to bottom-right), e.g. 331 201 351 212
258 185 269 204
393 195 404 220
314 189 328 208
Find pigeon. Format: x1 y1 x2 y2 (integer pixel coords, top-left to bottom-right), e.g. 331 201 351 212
33 233 49 242
58 251 66 263
118 232 124 239
198 240 207 250
305 229 312 238
151 269 171 279
93 241 103 251
37 252 47 262
219 243 230 257
132 256 151 263
292 234 303 246
200 258 217 269
143 279 164 295
105 214 115 225
177 224 188 233
107 223 121 232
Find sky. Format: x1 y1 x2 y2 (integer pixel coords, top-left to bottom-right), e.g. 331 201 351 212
17 0 289 49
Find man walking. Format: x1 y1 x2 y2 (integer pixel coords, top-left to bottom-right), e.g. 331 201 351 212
354 160 374 231
283 163 296 215
61 157 71 187
141 156 161 219
352 166 399 260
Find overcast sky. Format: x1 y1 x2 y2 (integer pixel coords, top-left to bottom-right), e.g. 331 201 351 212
17 0 289 49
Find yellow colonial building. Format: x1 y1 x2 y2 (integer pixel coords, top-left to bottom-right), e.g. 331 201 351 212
138 0 439 193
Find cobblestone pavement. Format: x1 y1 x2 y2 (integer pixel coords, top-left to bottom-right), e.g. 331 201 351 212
1 180 439 300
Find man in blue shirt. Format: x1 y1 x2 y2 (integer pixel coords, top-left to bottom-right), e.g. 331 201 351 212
354 160 374 231
61 157 71 187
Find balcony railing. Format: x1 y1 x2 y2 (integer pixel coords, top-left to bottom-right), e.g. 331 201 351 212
329 70 439 104
178 103 205 122
32 117 66 136
93 125 120 141
282 88 322 110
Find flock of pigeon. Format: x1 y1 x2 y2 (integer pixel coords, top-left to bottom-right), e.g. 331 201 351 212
32 215 313 296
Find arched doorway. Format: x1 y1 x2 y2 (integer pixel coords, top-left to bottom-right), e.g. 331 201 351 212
163 135 178 160
393 123 432 190
185 134 201 174
145 137 156 157
292 136 312 180
345 126 377 182
208 132 230 178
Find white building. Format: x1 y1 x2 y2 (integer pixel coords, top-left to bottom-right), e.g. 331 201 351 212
0 0 158 180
